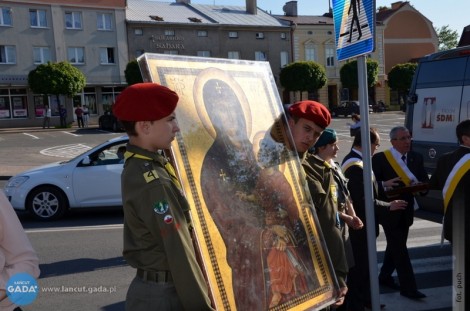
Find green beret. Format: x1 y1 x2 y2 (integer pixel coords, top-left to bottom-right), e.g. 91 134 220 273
314 128 337 148
113 83 179 121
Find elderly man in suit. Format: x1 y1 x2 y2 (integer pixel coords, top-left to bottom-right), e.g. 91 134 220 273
342 128 406 310
372 126 429 300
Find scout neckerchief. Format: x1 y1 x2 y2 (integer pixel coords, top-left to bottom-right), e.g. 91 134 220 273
124 151 182 191
442 153 470 213
384 148 418 186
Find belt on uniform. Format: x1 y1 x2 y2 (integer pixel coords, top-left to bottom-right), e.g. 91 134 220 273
137 269 173 283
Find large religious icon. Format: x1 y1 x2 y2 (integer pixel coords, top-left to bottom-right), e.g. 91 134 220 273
137 53 338 310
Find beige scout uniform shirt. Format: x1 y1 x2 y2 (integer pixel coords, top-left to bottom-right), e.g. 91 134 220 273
121 144 213 310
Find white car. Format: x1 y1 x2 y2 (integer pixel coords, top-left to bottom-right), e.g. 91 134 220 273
4 136 128 221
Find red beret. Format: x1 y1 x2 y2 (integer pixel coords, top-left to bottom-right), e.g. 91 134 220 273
113 83 179 121
288 100 331 129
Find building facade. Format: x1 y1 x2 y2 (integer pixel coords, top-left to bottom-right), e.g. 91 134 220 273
276 2 387 109
0 0 439 128
376 1 438 106
125 0 292 88
0 0 127 128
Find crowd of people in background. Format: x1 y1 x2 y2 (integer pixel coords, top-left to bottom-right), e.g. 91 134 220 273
295 110 468 311
38 104 92 129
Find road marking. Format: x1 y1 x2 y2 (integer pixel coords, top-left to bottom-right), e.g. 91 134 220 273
25 224 123 233
40 144 91 158
23 133 40 139
63 131 80 137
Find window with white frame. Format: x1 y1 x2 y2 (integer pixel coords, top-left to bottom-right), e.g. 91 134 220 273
33 47 51 64
100 47 115 64
67 47 84 64
0 7 12 26
280 32 287 39
326 47 335 67
255 51 267 61
197 30 208 37
197 51 210 57
228 51 240 59
305 46 315 61
228 31 238 38
163 50 178 55
280 51 289 67
0 45 16 64
65 11 82 29
97 13 112 31
164 29 175 36
134 28 143 36
256 32 264 39
30 9 47 28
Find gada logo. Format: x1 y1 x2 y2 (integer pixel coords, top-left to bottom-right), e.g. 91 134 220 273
6 273 39 305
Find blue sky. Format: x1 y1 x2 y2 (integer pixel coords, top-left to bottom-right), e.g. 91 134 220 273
173 0 469 36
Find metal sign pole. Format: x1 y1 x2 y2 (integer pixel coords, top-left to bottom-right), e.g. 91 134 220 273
357 54 381 311
332 0 377 306
453 186 465 310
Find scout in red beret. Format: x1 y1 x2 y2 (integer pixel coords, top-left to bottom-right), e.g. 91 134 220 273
288 100 331 129
285 100 331 153
113 82 179 121
118 82 215 310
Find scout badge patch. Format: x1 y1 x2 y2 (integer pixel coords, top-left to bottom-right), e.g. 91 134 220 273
154 201 169 214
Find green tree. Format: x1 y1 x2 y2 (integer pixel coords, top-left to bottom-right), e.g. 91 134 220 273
280 61 327 100
28 61 86 104
436 25 459 51
340 59 379 89
125 60 144 85
388 62 417 110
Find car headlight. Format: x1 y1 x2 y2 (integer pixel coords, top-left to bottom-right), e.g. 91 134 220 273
5 176 29 188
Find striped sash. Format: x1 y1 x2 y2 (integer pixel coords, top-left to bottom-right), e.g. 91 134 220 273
442 153 470 212
384 149 418 186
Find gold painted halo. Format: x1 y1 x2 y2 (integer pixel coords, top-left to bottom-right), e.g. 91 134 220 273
193 67 252 139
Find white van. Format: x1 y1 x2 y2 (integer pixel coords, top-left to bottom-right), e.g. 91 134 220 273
406 45 470 174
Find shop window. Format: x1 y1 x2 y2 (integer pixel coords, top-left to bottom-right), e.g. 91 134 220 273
0 89 27 119
0 91 10 119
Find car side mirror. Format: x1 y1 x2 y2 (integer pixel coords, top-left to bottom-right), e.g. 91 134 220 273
82 156 91 166
408 94 418 104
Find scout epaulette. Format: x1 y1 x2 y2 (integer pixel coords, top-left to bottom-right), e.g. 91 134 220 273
125 151 160 183
125 151 181 189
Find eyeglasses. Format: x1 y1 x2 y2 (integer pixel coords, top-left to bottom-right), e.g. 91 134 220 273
392 136 412 141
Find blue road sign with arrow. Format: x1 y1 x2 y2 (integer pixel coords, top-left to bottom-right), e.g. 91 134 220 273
332 0 375 61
